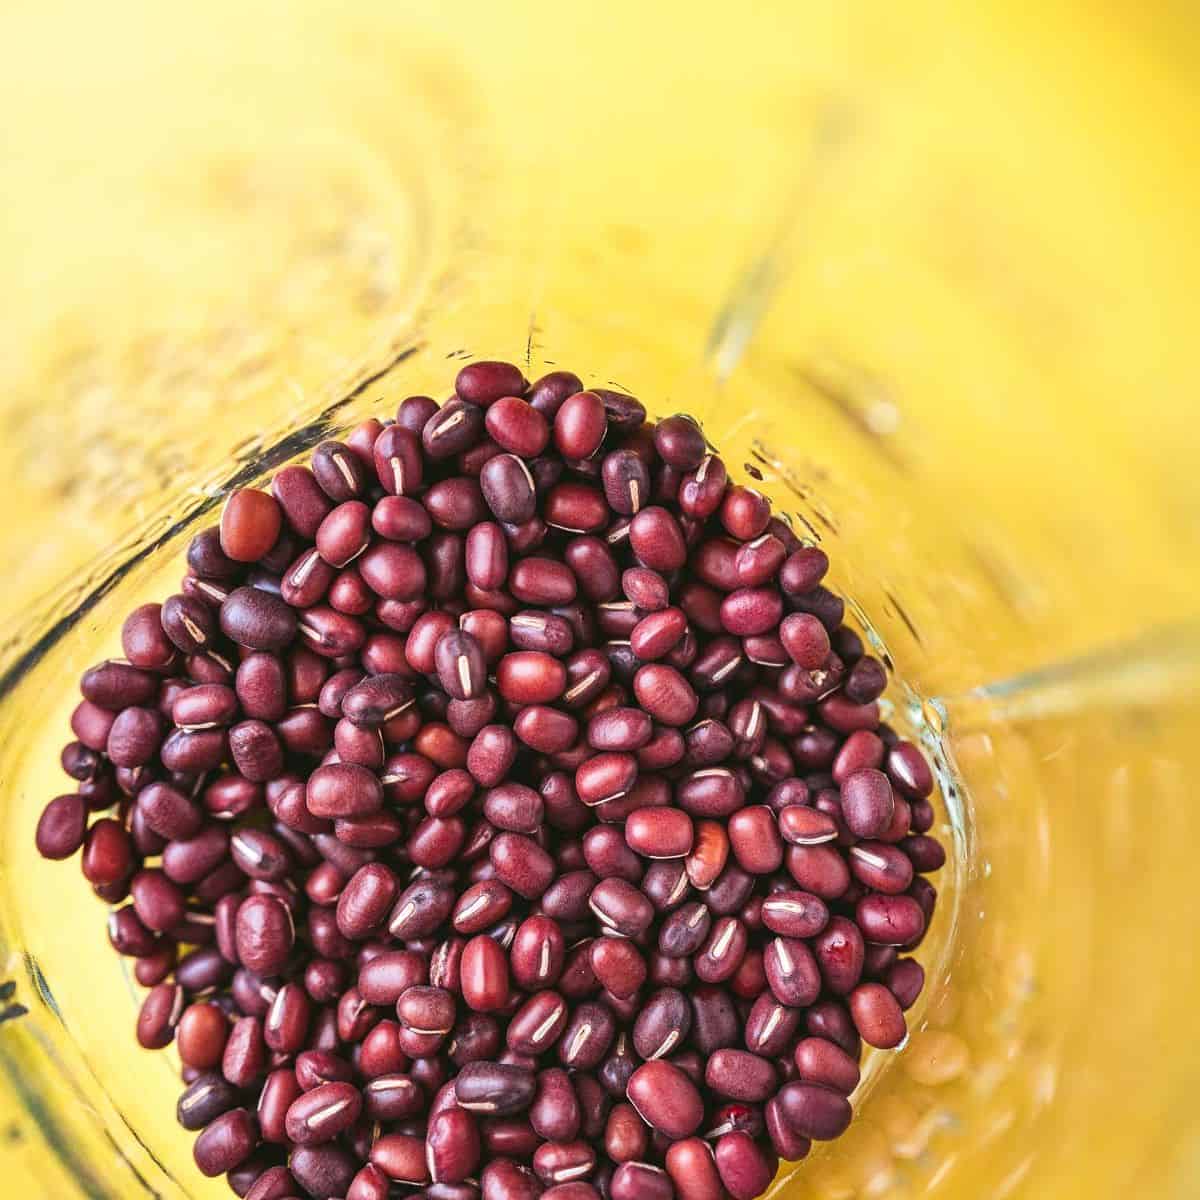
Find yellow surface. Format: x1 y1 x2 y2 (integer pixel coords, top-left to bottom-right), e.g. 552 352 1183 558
0 2 1197 1198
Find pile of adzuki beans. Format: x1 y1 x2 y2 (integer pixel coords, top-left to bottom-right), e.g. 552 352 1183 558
35 360 944 1200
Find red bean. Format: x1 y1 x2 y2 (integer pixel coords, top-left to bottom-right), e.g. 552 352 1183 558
627 1061 703 1138
633 664 698 726
221 489 282 563
714 1130 776 1200
629 506 687 571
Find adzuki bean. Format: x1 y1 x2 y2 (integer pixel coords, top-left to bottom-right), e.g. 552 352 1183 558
38 358 945 1200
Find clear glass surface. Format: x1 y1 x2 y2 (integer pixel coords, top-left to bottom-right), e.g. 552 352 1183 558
0 3 1197 1198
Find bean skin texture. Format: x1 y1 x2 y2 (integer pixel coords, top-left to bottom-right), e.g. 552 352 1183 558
37 358 945 1200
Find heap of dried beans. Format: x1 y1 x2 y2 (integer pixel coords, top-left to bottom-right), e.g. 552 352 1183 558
36 360 944 1200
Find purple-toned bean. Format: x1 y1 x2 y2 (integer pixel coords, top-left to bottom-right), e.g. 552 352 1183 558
773 1080 852 1142
193 1107 258 1177
760 890 829 939
744 993 802 1058
284 1080 363 1146
764 937 821 1007
220 586 297 652
556 1000 616 1071
35 794 88 860
885 957 925 1010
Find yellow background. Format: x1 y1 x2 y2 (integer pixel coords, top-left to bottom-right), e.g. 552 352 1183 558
0 2 1197 1198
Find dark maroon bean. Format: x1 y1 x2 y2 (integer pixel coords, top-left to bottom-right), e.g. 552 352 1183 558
587 878 653 937
424 1107 481 1186
574 750 637 807
743 993 801 1058
160 593 218 655
557 1000 616 1071
480 454 538 524
177 945 233 992
462 522 508 592
724 805 781 874
774 1080 852 1141
483 395 548 457
35 794 87 860
601 449 651 517
886 739 934 799
455 1061 537 1115
627 987 687 1061
590 937 646 998
80 660 159 709
764 937 821 1007
579 829 639 885
137 982 184 1049
840 767 895 840
885 957 926 1010
177 1071 241 1131
104 705 162 768
902 833 946 873
761 890 829 939
283 1080 362 1146
778 545 828 593
421 399 484 462
311 440 369 502
226 720 283 783
129 869 185 932
537 871 594 924
480 1159 543 1200
652 414 705 469
242 1165 297 1200
290 1143 358 1197
693 916 746 984
193 1107 257 1177
524 1066 579 1144
655 902 709 959
532 1139 596 1187
331 862 396 941
339 673 414 729
216 587 295 654
844 655 887 704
